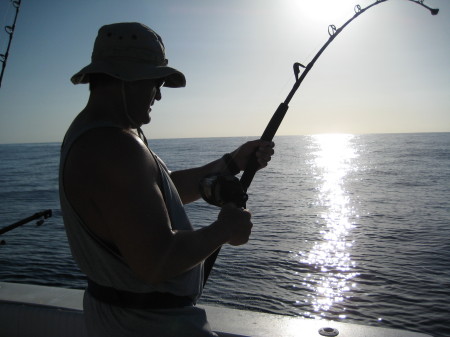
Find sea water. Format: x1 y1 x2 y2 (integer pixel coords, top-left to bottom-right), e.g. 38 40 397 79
0 133 449 337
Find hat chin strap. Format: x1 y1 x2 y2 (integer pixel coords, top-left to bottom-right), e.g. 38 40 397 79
121 81 149 147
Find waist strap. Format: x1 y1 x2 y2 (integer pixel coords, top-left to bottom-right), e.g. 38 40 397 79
87 278 194 309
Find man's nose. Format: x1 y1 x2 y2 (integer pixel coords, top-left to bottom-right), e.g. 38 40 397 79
155 88 162 101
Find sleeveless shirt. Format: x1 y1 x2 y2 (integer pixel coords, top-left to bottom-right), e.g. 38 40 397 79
59 121 216 336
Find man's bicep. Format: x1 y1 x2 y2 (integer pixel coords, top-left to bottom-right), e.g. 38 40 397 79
93 143 174 281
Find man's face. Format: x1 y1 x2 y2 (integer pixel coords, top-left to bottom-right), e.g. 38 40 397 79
125 79 163 125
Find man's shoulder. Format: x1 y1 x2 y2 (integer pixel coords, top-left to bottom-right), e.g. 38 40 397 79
68 127 154 172
76 127 146 154
81 126 139 144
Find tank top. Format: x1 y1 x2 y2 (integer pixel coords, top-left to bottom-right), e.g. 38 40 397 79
59 121 204 300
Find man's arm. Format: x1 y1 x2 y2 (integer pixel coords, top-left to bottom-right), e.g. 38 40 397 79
171 140 275 204
88 131 253 284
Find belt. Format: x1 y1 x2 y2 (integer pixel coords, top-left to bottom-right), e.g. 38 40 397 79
86 278 194 309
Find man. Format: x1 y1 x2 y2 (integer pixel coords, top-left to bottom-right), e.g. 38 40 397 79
59 22 274 336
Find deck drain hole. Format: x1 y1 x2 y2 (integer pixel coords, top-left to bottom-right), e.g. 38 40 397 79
319 327 339 336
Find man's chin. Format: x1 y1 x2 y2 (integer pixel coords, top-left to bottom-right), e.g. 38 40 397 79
142 115 151 125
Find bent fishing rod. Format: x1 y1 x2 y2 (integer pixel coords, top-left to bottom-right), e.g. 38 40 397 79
239 0 439 199
202 0 439 286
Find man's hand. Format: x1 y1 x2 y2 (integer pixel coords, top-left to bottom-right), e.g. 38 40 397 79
231 140 275 172
215 204 253 246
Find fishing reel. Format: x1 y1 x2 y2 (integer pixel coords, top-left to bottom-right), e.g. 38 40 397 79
199 174 248 208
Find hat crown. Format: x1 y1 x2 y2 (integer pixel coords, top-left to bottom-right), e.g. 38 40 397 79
70 22 186 87
92 22 167 66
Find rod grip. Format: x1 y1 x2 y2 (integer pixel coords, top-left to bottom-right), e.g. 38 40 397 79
240 103 288 194
261 102 289 141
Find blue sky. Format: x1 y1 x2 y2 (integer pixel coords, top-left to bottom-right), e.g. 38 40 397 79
0 0 448 144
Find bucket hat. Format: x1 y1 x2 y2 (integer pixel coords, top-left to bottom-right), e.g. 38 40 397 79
71 22 186 88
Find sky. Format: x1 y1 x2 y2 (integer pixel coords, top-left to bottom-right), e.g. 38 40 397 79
0 0 448 144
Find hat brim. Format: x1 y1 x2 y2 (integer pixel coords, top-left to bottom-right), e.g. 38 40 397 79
70 60 186 88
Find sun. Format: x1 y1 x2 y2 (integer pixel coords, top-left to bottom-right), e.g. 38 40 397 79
285 0 362 24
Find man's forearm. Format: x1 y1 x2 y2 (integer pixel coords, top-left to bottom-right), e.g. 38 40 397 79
170 157 228 204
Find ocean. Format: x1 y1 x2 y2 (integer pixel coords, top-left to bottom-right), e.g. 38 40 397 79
0 133 449 337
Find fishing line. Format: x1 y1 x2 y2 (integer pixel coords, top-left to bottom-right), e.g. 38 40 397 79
203 0 439 287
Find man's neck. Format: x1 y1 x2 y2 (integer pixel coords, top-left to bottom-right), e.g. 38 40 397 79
83 86 131 128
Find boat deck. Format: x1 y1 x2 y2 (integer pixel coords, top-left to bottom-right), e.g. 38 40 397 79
0 282 432 337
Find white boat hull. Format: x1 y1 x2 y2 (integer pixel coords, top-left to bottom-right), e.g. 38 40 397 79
0 282 431 337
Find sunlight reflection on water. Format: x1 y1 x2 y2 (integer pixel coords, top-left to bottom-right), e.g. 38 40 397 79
294 134 359 320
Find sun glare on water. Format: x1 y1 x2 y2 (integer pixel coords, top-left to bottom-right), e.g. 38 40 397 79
294 134 360 319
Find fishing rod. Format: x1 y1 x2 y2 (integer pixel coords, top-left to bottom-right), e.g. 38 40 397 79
202 0 439 286
0 0 22 88
0 209 52 245
240 0 439 199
